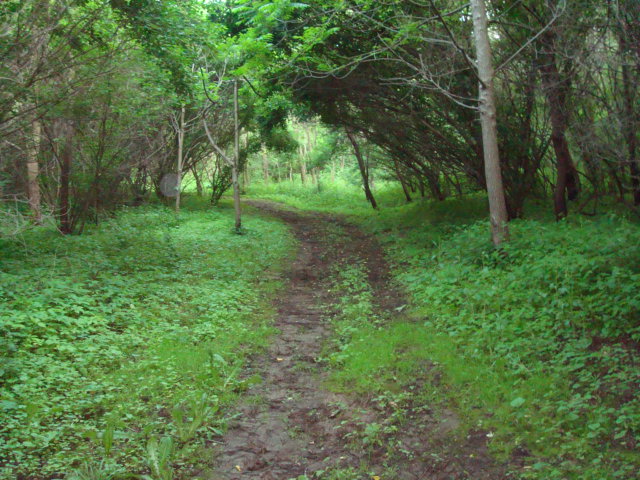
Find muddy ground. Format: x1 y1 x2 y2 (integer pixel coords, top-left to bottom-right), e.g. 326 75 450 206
209 201 508 480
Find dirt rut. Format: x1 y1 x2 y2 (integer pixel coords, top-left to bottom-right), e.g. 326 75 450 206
210 201 505 480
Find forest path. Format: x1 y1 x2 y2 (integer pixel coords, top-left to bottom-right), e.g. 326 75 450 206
209 201 503 480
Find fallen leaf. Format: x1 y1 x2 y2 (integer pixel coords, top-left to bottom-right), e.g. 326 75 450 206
235 465 242 472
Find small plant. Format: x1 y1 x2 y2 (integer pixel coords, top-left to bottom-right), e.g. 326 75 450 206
68 461 124 480
144 436 174 480
171 393 217 442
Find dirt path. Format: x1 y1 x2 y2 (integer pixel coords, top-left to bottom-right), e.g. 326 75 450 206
210 201 505 480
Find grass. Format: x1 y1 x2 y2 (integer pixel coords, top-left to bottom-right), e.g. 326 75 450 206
0 196 293 479
248 179 640 479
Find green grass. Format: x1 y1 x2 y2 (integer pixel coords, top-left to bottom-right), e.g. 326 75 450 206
0 197 293 479
251 180 640 479
247 175 410 215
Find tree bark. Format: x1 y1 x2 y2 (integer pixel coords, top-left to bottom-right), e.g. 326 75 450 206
262 145 269 183
537 31 580 219
192 166 203 196
620 35 640 205
175 105 185 213
232 79 242 232
346 128 378 209
393 158 412 203
300 160 307 184
27 119 42 223
59 123 73 234
471 0 510 246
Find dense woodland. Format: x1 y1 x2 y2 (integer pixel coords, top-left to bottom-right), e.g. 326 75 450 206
1 1 639 479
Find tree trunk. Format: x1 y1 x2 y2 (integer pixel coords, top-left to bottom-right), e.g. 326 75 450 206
192 166 203 196
418 179 426 198
232 79 242 232
27 119 42 223
59 123 73 234
621 36 640 205
175 105 185 213
537 31 580 219
346 128 378 209
471 0 510 246
393 158 412 203
300 161 307 184
262 145 269 183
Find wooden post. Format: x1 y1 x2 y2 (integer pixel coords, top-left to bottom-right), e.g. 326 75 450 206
176 105 185 213
232 79 242 232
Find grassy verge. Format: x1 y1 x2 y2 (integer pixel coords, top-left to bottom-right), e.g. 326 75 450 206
0 197 293 479
248 181 640 479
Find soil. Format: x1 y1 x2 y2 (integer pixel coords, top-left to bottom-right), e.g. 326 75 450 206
209 201 508 480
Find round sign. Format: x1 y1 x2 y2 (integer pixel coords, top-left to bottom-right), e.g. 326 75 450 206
159 173 179 198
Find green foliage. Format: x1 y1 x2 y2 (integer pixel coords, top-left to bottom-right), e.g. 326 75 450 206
264 183 640 479
248 175 408 214
0 200 292 478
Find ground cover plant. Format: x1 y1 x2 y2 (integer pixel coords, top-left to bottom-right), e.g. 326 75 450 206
249 180 640 479
2 0 640 478
0 199 292 478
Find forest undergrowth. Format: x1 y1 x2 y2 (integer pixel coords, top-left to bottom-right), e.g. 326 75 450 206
249 181 640 480
0 198 292 479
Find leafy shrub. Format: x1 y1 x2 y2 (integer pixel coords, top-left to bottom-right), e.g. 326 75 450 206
0 201 292 478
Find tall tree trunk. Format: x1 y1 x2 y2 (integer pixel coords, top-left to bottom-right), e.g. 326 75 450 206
192 166 203 196
471 0 510 246
537 31 580 219
300 161 307 184
232 79 242 233
346 128 378 209
27 119 42 223
242 164 250 189
175 105 185 213
59 123 73 235
262 145 269 183
620 36 640 205
393 158 412 203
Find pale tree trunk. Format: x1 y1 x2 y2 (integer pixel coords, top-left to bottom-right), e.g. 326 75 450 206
346 128 378 209
232 79 242 232
262 145 269 183
175 105 185 213
59 122 73 235
300 160 307 184
27 118 42 223
242 164 250 189
192 166 203 196
471 0 509 246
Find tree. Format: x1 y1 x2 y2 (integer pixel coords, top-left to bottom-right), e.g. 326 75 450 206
470 0 509 245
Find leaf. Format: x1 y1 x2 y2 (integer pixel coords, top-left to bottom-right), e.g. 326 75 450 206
510 397 526 408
